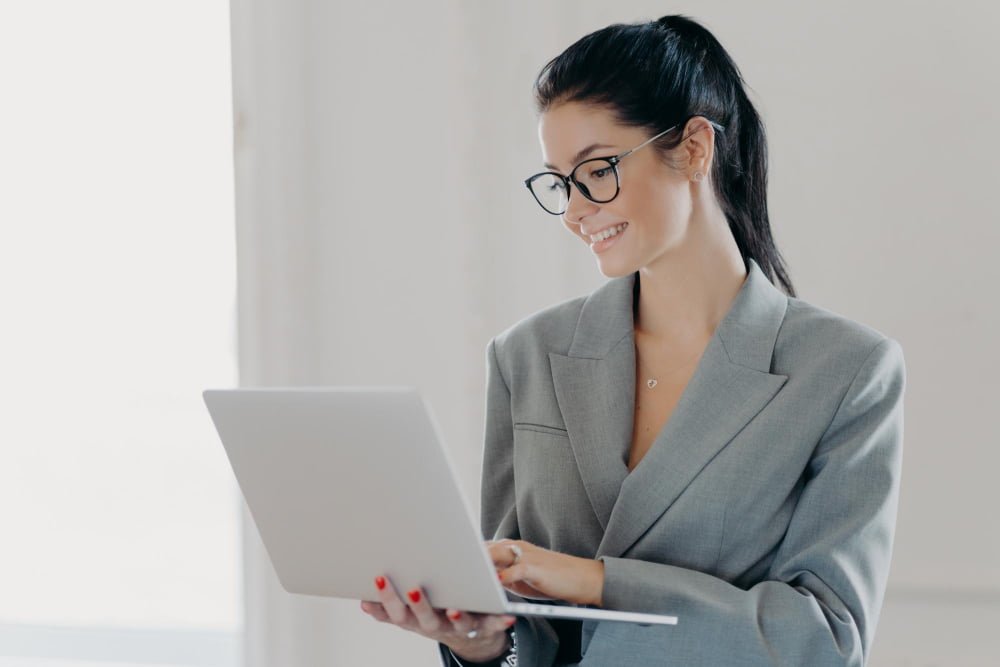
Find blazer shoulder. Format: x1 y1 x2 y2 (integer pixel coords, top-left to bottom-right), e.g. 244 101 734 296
778 295 904 376
490 292 588 359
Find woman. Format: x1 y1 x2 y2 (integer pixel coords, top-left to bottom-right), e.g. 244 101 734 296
361 14 905 666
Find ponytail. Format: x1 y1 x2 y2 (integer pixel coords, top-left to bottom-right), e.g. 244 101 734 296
534 14 796 296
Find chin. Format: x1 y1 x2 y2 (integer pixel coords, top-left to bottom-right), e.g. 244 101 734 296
594 259 637 279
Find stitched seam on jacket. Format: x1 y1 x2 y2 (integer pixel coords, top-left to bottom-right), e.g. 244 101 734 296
513 423 568 436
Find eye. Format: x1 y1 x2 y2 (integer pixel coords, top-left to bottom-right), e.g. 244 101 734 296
588 165 612 180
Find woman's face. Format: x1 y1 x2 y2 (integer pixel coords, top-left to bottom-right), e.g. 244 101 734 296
537 102 701 278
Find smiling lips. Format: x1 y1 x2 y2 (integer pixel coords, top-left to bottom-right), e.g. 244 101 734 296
588 221 628 243
585 221 628 256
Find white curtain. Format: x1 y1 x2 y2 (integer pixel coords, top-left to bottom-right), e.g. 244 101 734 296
229 1 1000 665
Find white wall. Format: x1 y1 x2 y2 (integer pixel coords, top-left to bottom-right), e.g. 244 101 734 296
230 1 1000 664
0 2 241 664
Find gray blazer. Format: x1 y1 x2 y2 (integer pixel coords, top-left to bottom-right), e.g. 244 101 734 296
443 258 905 666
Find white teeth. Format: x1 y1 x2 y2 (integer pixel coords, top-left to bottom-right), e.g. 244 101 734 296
590 222 627 243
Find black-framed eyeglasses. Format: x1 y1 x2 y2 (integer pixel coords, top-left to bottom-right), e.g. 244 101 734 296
523 121 721 215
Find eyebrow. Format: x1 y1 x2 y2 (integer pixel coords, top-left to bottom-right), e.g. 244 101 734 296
544 143 617 172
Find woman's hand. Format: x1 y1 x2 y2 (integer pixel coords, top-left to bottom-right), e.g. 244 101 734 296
489 539 605 607
360 575 516 662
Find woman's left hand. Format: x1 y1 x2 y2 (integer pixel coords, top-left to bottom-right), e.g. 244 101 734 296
488 539 604 607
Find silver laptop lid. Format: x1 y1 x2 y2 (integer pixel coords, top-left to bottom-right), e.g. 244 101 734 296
203 387 509 613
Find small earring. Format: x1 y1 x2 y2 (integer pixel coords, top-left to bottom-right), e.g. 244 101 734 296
693 171 705 182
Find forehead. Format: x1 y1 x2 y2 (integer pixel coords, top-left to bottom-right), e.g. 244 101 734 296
537 102 640 171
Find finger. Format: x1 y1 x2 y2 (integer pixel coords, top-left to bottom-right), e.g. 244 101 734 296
374 575 412 626
361 600 390 623
498 561 534 588
444 609 477 634
481 613 517 635
498 563 557 600
487 540 522 569
447 611 514 639
404 587 446 634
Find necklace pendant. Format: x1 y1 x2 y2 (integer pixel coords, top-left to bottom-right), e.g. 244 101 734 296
646 378 658 389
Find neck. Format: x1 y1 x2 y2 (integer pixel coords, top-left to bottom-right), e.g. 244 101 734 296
633 214 747 346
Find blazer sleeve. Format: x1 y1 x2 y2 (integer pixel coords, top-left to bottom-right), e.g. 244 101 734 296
480 336 520 540
439 337 561 667
595 337 906 666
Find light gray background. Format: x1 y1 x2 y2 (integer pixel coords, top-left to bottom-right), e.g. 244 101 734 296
230 1 1000 664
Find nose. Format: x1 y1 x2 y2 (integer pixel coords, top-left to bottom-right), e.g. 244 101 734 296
562 183 599 225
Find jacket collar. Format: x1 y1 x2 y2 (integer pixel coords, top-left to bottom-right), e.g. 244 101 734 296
565 257 786 372
548 258 789 557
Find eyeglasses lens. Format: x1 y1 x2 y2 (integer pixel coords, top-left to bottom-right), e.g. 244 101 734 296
529 173 568 215
573 159 618 203
528 159 618 214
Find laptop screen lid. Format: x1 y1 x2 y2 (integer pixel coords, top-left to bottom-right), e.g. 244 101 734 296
204 387 678 626
203 387 511 613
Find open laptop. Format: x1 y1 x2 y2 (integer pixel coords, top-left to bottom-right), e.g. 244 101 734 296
202 387 677 626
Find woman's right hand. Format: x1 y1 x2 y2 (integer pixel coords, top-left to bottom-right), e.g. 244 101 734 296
360 574 516 662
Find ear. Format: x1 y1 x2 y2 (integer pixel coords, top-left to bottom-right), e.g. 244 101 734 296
679 116 716 179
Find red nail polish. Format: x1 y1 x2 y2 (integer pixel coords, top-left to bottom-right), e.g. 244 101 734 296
374 576 386 591
448 611 461 620
506 618 516 627
407 589 421 604
498 573 504 581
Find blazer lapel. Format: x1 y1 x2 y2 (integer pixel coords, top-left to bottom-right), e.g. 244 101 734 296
547 258 789 557
549 273 636 531
596 258 789 558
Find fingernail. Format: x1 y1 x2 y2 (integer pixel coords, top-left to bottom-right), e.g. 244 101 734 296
506 618 516 627
447 611 461 620
407 589 421 604
374 576 386 591
498 573 504 582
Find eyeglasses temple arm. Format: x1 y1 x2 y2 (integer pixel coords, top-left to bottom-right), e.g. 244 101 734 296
613 120 726 162
614 124 678 161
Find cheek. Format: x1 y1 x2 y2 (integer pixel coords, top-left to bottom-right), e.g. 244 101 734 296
561 218 587 241
632 180 689 226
